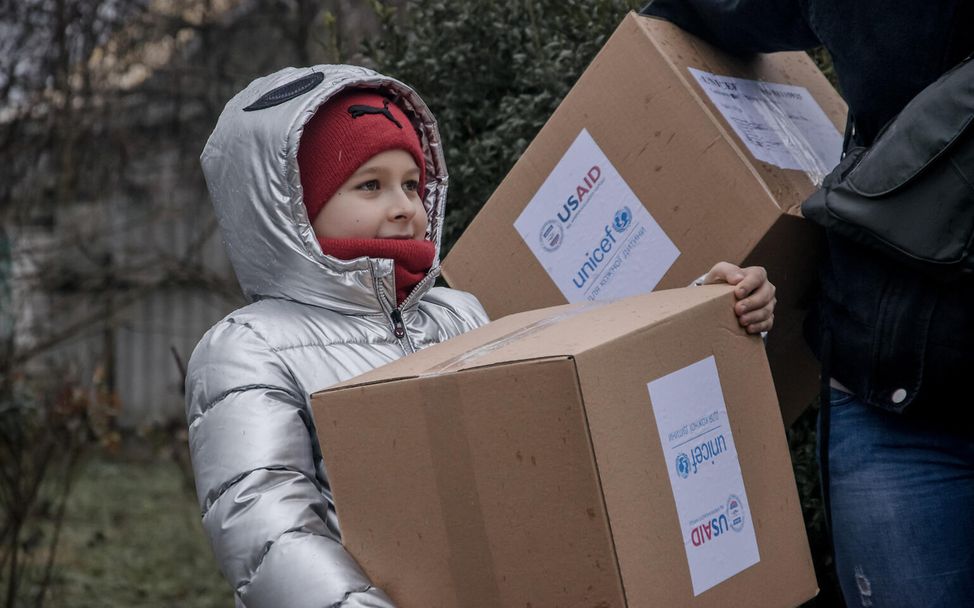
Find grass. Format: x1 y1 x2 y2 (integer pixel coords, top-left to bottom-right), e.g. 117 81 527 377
39 440 229 608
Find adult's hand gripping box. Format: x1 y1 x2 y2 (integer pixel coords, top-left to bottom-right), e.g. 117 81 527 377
441 12 847 424
312 286 817 608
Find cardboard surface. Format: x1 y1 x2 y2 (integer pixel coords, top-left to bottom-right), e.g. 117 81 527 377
442 13 847 424
313 286 818 607
319 360 622 607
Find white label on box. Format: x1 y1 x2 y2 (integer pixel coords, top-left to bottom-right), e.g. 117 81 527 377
688 67 841 180
647 356 760 596
513 129 680 303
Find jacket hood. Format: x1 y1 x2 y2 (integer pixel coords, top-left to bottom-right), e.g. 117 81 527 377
200 65 449 314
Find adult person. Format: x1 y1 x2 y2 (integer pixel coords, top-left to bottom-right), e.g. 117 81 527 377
638 1 974 606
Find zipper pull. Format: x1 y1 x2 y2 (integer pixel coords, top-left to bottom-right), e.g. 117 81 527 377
390 308 406 339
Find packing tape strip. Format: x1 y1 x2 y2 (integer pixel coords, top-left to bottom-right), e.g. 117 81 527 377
688 66 838 186
422 300 609 376
421 374 503 606
751 92 832 186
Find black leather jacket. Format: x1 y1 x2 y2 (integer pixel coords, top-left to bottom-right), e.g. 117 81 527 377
640 0 974 417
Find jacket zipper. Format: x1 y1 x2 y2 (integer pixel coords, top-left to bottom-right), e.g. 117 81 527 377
399 266 439 309
375 264 440 353
390 308 406 339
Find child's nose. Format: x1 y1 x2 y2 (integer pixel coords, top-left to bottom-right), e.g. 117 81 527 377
388 190 417 221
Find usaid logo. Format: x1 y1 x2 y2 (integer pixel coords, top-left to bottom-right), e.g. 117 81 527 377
726 494 745 532
690 496 746 548
540 220 564 251
538 165 603 249
555 165 602 225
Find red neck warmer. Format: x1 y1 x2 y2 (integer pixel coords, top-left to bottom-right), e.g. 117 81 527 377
320 238 436 306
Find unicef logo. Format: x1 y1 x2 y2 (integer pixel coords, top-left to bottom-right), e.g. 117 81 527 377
539 220 564 252
612 207 632 233
726 495 745 532
675 453 691 479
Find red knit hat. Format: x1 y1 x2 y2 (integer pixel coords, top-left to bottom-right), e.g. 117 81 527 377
298 90 426 222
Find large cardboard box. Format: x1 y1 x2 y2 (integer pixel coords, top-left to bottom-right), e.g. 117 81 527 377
441 12 848 424
312 286 817 607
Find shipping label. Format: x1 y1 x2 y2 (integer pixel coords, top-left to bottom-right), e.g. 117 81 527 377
688 67 842 182
513 129 680 303
647 355 760 595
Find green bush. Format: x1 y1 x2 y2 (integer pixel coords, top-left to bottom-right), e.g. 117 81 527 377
363 0 641 252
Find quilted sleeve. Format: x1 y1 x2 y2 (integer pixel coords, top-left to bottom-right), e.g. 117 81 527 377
185 319 396 608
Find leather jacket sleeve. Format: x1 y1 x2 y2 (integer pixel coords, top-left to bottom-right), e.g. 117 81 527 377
640 0 820 54
186 319 396 608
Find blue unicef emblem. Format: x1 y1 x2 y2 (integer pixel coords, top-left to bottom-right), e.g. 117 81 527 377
675 453 691 479
726 494 745 532
539 219 564 252
613 207 632 233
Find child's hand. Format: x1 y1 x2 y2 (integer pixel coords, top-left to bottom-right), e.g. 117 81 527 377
701 262 775 335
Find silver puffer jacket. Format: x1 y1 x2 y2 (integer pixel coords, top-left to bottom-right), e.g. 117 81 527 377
187 65 489 608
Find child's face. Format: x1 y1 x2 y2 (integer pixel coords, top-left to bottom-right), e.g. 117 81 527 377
312 150 428 241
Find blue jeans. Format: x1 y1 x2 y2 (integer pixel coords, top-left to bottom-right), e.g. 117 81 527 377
819 389 974 607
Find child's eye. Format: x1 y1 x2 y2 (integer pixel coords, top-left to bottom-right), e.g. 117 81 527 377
356 179 380 192
402 180 419 193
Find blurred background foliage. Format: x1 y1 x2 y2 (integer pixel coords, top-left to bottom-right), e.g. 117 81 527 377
1 0 839 606
365 0 644 250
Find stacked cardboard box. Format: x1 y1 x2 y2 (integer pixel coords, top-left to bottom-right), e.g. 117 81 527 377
312 286 817 607
441 12 847 424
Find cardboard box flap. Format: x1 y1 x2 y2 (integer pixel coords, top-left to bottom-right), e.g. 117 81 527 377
312 303 590 394
313 285 738 400
318 354 574 395
429 285 739 372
